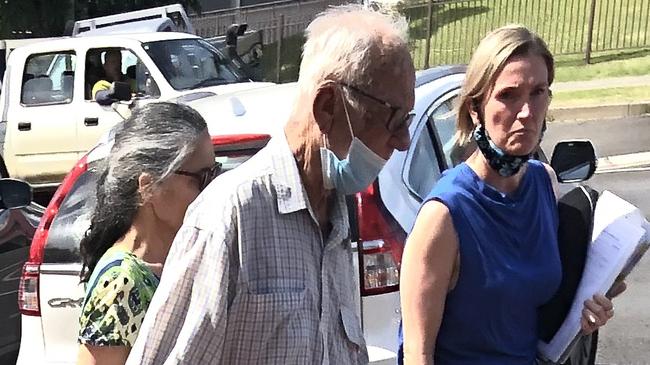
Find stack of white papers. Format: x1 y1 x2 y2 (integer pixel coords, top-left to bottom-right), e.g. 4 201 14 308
538 191 650 363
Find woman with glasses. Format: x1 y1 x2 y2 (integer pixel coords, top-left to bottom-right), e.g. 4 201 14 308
76 102 219 365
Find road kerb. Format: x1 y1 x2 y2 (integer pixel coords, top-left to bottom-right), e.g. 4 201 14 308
549 101 650 122
596 151 650 173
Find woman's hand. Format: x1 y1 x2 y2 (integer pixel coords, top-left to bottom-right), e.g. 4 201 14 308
580 294 615 335
580 280 627 335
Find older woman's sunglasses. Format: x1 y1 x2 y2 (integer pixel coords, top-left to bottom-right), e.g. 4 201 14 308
175 161 222 191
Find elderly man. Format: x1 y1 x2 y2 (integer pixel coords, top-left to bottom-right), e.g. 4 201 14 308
126 5 415 364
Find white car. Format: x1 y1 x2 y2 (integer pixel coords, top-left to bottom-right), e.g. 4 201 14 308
16 66 594 364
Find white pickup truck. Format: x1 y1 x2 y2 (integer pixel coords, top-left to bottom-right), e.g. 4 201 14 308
0 31 272 190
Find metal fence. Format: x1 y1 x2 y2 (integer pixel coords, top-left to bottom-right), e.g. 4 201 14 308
191 0 349 81
401 0 650 69
191 0 650 80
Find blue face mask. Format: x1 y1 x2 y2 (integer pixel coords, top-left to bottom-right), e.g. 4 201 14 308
320 89 387 195
320 137 387 195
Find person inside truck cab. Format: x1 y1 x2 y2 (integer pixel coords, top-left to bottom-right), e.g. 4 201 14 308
92 49 135 105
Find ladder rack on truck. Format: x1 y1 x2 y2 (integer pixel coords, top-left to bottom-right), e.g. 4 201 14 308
72 3 195 36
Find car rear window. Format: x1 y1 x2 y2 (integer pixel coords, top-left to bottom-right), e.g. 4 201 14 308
42 144 266 264
43 167 98 264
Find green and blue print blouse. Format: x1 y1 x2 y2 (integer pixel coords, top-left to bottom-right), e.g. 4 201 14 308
78 246 160 347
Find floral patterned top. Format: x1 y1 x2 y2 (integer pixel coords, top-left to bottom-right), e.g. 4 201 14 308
78 246 159 347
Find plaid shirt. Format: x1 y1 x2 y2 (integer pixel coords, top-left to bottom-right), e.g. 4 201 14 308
126 133 368 365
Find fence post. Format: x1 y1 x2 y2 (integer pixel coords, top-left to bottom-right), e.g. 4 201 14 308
276 14 285 83
585 0 597 64
424 0 433 69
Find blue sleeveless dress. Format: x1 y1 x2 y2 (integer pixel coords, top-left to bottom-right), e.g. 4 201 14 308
398 160 562 365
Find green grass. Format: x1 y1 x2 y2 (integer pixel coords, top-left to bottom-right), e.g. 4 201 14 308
552 86 650 107
555 50 650 82
261 34 304 83
400 0 650 69
265 0 650 89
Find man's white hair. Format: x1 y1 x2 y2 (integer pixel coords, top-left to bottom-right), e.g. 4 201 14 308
298 4 409 105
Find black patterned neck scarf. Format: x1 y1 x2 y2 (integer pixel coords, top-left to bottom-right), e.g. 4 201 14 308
472 124 531 177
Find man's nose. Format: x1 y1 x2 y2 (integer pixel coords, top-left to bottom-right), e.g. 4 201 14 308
390 127 411 152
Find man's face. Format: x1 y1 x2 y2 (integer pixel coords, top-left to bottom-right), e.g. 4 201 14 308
104 51 122 78
328 50 416 161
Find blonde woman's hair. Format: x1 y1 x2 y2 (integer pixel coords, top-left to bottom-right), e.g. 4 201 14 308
455 24 554 147
298 4 410 110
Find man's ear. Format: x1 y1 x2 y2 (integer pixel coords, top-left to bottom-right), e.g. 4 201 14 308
313 82 337 134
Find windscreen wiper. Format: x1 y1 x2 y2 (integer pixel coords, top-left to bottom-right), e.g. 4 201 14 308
189 77 228 89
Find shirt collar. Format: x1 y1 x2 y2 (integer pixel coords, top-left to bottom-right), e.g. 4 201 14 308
268 132 350 240
269 132 309 215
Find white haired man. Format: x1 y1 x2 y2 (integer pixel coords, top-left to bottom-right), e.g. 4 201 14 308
126 5 415 364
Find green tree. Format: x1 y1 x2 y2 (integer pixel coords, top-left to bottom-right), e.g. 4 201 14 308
0 0 201 38
0 0 73 38
79 0 201 19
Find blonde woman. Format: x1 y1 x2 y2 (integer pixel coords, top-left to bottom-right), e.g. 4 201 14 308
399 25 622 365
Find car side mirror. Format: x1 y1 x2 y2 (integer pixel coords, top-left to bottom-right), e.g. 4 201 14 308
0 178 32 209
112 81 131 101
551 140 597 183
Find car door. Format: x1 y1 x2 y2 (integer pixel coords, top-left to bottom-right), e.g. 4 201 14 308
5 51 79 186
402 89 460 201
383 83 462 233
76 47 160 156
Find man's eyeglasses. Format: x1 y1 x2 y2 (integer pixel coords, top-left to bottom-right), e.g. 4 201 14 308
175 161 222 191
339 82 415 134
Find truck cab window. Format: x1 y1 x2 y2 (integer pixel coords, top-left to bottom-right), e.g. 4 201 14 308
85 48 159 101
21 52 76 105
144 38 242 90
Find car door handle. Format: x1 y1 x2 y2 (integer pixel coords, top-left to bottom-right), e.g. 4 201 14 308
84 117 99 126
18 122 31 131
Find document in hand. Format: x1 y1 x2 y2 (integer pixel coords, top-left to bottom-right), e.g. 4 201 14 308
537 190 650 363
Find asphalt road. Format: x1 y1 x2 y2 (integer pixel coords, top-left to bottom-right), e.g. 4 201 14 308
544 116 650 365
542 116 650 158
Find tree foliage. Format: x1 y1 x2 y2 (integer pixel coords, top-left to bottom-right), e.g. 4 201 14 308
0 0 202 38
79 0 202 19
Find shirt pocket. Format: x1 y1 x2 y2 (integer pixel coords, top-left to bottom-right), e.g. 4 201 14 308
224 290 311 364
340 305 369 363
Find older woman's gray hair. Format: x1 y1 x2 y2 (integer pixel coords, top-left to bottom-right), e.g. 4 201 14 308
79 102 208 282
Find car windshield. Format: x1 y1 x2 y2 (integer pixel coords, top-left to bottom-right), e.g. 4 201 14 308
143 38 245 90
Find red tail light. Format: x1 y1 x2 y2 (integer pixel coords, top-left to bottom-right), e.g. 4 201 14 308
17 263 40 316
18 156 88 316
211 133 271 154
356 182 406 296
